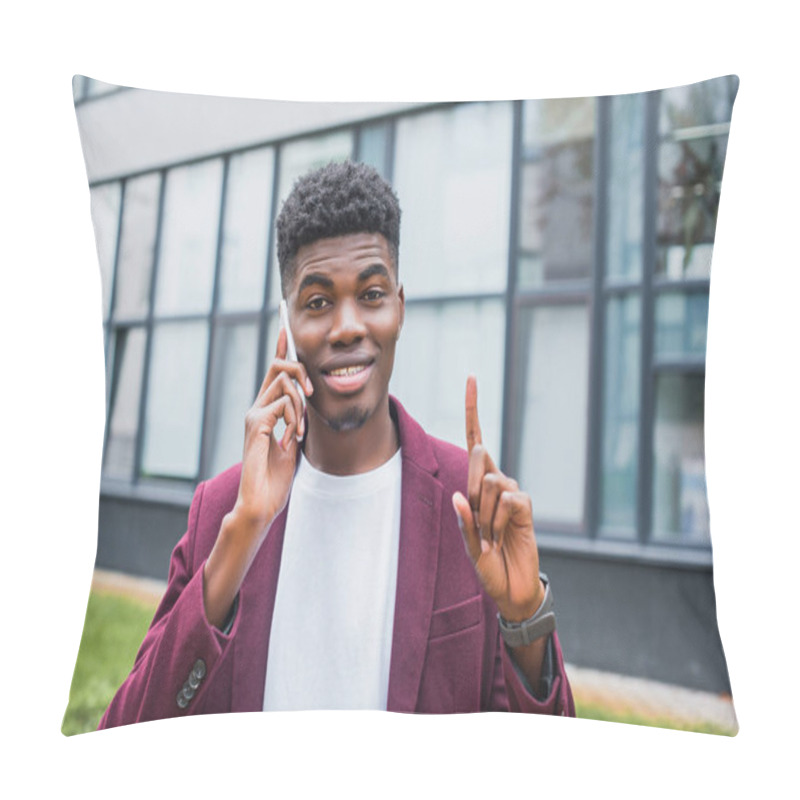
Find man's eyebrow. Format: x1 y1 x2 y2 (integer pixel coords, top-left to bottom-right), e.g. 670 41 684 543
358 264 391 282
297 272 335 293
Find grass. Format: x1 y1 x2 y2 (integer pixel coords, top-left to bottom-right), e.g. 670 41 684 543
61 590 157 736
574 698 735 736
63 589 734 736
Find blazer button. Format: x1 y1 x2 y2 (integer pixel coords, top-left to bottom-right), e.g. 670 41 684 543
176 691 189 709
188 672 201 690
192 659 207 680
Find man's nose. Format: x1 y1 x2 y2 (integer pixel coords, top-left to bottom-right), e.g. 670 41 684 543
328 299 367 345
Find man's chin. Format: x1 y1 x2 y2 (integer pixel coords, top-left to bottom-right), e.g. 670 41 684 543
325 405 371 433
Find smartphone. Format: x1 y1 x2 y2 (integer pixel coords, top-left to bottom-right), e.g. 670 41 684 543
279 299 299 364
279 300 306 438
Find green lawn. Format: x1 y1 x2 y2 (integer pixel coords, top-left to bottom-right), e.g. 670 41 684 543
63 590 733 736
61 590 156 736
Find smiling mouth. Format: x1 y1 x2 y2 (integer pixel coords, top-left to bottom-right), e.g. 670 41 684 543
326 364 369 377
320 361 374 395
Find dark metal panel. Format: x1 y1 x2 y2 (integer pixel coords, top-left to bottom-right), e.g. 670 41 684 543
132 170 166 485
500 100 523 473
256 145 282 390
542 550 733 693
585 95 610 539
198 157 230 481
635 91 660 544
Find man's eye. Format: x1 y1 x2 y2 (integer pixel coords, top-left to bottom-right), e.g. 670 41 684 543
362 289 385 302
306 297 329 311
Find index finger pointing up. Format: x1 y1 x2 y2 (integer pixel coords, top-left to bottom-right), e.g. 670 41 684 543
465 374 482 452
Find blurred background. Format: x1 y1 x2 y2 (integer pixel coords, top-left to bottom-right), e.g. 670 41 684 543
67 76 738 732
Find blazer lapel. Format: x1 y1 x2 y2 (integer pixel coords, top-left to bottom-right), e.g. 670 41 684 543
386 398 443 713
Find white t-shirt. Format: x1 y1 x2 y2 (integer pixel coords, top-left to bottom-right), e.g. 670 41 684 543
263 449 402 710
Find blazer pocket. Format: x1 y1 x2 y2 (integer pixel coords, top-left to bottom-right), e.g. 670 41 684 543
428 594 482 641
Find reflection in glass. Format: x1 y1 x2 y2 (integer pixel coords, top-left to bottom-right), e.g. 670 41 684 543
659 75 738 134
89 182 122 319
141 322 209 479
606 93 644 282
390 299 505 457
655 292 709 360
269 131 354 304
357 122 391 179
656 136 728 279
205 322 260 478
393 102 512 297
103 327 147 480
522 97 594 149
114 173 161 319
218 148 274 312
516 304 590 525
518 98 594 289
155 159 224 315
600 295 641 535
651 372 708 544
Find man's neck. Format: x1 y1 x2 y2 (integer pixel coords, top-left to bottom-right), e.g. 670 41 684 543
302 397 399 476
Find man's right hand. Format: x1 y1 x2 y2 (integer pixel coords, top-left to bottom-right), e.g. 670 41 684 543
202 326 312 629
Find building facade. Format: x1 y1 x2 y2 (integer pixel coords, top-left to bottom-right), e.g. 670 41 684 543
75 76 737 692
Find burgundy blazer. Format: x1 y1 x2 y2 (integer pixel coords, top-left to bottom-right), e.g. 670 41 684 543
99 397 575 728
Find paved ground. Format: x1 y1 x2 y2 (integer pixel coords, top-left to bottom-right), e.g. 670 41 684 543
92 568 738 734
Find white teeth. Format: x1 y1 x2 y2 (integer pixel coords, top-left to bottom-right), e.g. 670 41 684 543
329 365 367 377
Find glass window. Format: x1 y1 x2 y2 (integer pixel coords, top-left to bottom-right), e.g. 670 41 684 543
89 182 122 319
218 147 275 312
606 93 645 282
390 299 506 458
269 131 354 304
651 372 708 544
656 136 728 280
154 159 225 316
114 172 161 320
654 292 709 360
204 321 260 478
523 97 595 149
357 122 391 179
659 75 738 134
141 322 209 479
393 102 512 297
515 304 590 526
518 98 595 288
599 295 641 535
103 327 147 480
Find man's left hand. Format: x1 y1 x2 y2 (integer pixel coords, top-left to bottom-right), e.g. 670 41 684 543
452 376 545 623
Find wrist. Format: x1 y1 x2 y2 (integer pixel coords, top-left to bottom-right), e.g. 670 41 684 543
497 573 556 648
497 578 547 624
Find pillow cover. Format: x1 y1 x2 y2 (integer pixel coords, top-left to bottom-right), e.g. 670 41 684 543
64 75 738 735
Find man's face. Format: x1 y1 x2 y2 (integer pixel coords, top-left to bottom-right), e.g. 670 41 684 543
286 232 405 433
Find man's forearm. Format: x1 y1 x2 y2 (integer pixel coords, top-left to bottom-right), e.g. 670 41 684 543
202 511 266 629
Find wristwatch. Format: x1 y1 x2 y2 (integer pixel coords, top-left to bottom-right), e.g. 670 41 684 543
497 573 556 647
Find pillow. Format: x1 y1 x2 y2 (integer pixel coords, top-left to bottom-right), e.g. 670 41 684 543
65 75 738 735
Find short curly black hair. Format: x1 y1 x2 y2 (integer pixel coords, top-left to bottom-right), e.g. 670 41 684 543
275 160 401 296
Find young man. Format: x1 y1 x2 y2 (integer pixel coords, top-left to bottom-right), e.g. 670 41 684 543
99 161 574 726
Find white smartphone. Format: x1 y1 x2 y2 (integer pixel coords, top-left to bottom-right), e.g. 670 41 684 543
279 299 306 412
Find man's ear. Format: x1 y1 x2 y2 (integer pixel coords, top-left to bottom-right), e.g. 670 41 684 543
397 284 405 340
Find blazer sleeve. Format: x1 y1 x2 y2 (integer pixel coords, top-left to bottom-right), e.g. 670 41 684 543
98 481 237 729
488 629 576 716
